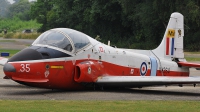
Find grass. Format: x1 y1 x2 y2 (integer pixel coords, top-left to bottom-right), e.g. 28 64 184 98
0 100 200 112
3 32 41 39
0 100 199 112
0 40 16 42
185 52 200 54
184 52 200 61
0 33 4 37
185 57 200 61
0 49 20 57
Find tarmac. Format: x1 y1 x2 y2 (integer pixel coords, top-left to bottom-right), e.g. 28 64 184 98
1 38 200 100
0 38 34 50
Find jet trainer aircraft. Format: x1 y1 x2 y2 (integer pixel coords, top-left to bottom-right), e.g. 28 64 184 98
1 12 200 90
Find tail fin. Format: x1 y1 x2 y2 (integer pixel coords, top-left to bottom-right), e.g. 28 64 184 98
153 12 184 59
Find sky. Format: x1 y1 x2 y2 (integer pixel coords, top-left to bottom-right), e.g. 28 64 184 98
7 0 15 4
6 0 36 4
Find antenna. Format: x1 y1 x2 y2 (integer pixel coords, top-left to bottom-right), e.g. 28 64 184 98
108 40 110 46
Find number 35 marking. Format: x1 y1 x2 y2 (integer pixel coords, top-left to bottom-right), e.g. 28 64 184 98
20 64 30 72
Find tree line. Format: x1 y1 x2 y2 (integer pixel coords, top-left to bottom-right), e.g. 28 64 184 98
0 0 41 35
0 0 33 20
29 0 200 50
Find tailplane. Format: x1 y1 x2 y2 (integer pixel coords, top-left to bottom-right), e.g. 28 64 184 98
0 57 8 66
153 12 184 60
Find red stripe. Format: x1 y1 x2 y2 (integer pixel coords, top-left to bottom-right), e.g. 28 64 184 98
166 37 169 55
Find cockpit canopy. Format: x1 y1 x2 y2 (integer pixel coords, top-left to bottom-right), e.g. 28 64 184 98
32 28 91 53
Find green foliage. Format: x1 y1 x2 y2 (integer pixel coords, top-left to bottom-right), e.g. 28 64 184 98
0 17 41 32
8 0 33 20
30 0 200 50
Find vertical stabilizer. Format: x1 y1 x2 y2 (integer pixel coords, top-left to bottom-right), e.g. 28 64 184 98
153 12 184 60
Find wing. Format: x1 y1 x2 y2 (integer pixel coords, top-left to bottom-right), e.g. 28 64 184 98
0 57 8 66
178 61 200 68
96 76 200 87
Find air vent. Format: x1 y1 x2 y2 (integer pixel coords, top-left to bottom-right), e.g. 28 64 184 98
41 53 50 59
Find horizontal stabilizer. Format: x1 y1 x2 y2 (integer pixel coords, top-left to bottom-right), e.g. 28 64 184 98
0 57 8 66
178 62 200 68
96 76 200 87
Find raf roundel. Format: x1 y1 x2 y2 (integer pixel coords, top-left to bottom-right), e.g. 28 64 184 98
140 62 147 76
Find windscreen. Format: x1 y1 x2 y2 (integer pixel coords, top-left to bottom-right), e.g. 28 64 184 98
33 30 73 52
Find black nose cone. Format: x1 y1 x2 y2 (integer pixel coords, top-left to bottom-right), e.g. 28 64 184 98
3 63 16 72
8 46 72 63
8 48 43 62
